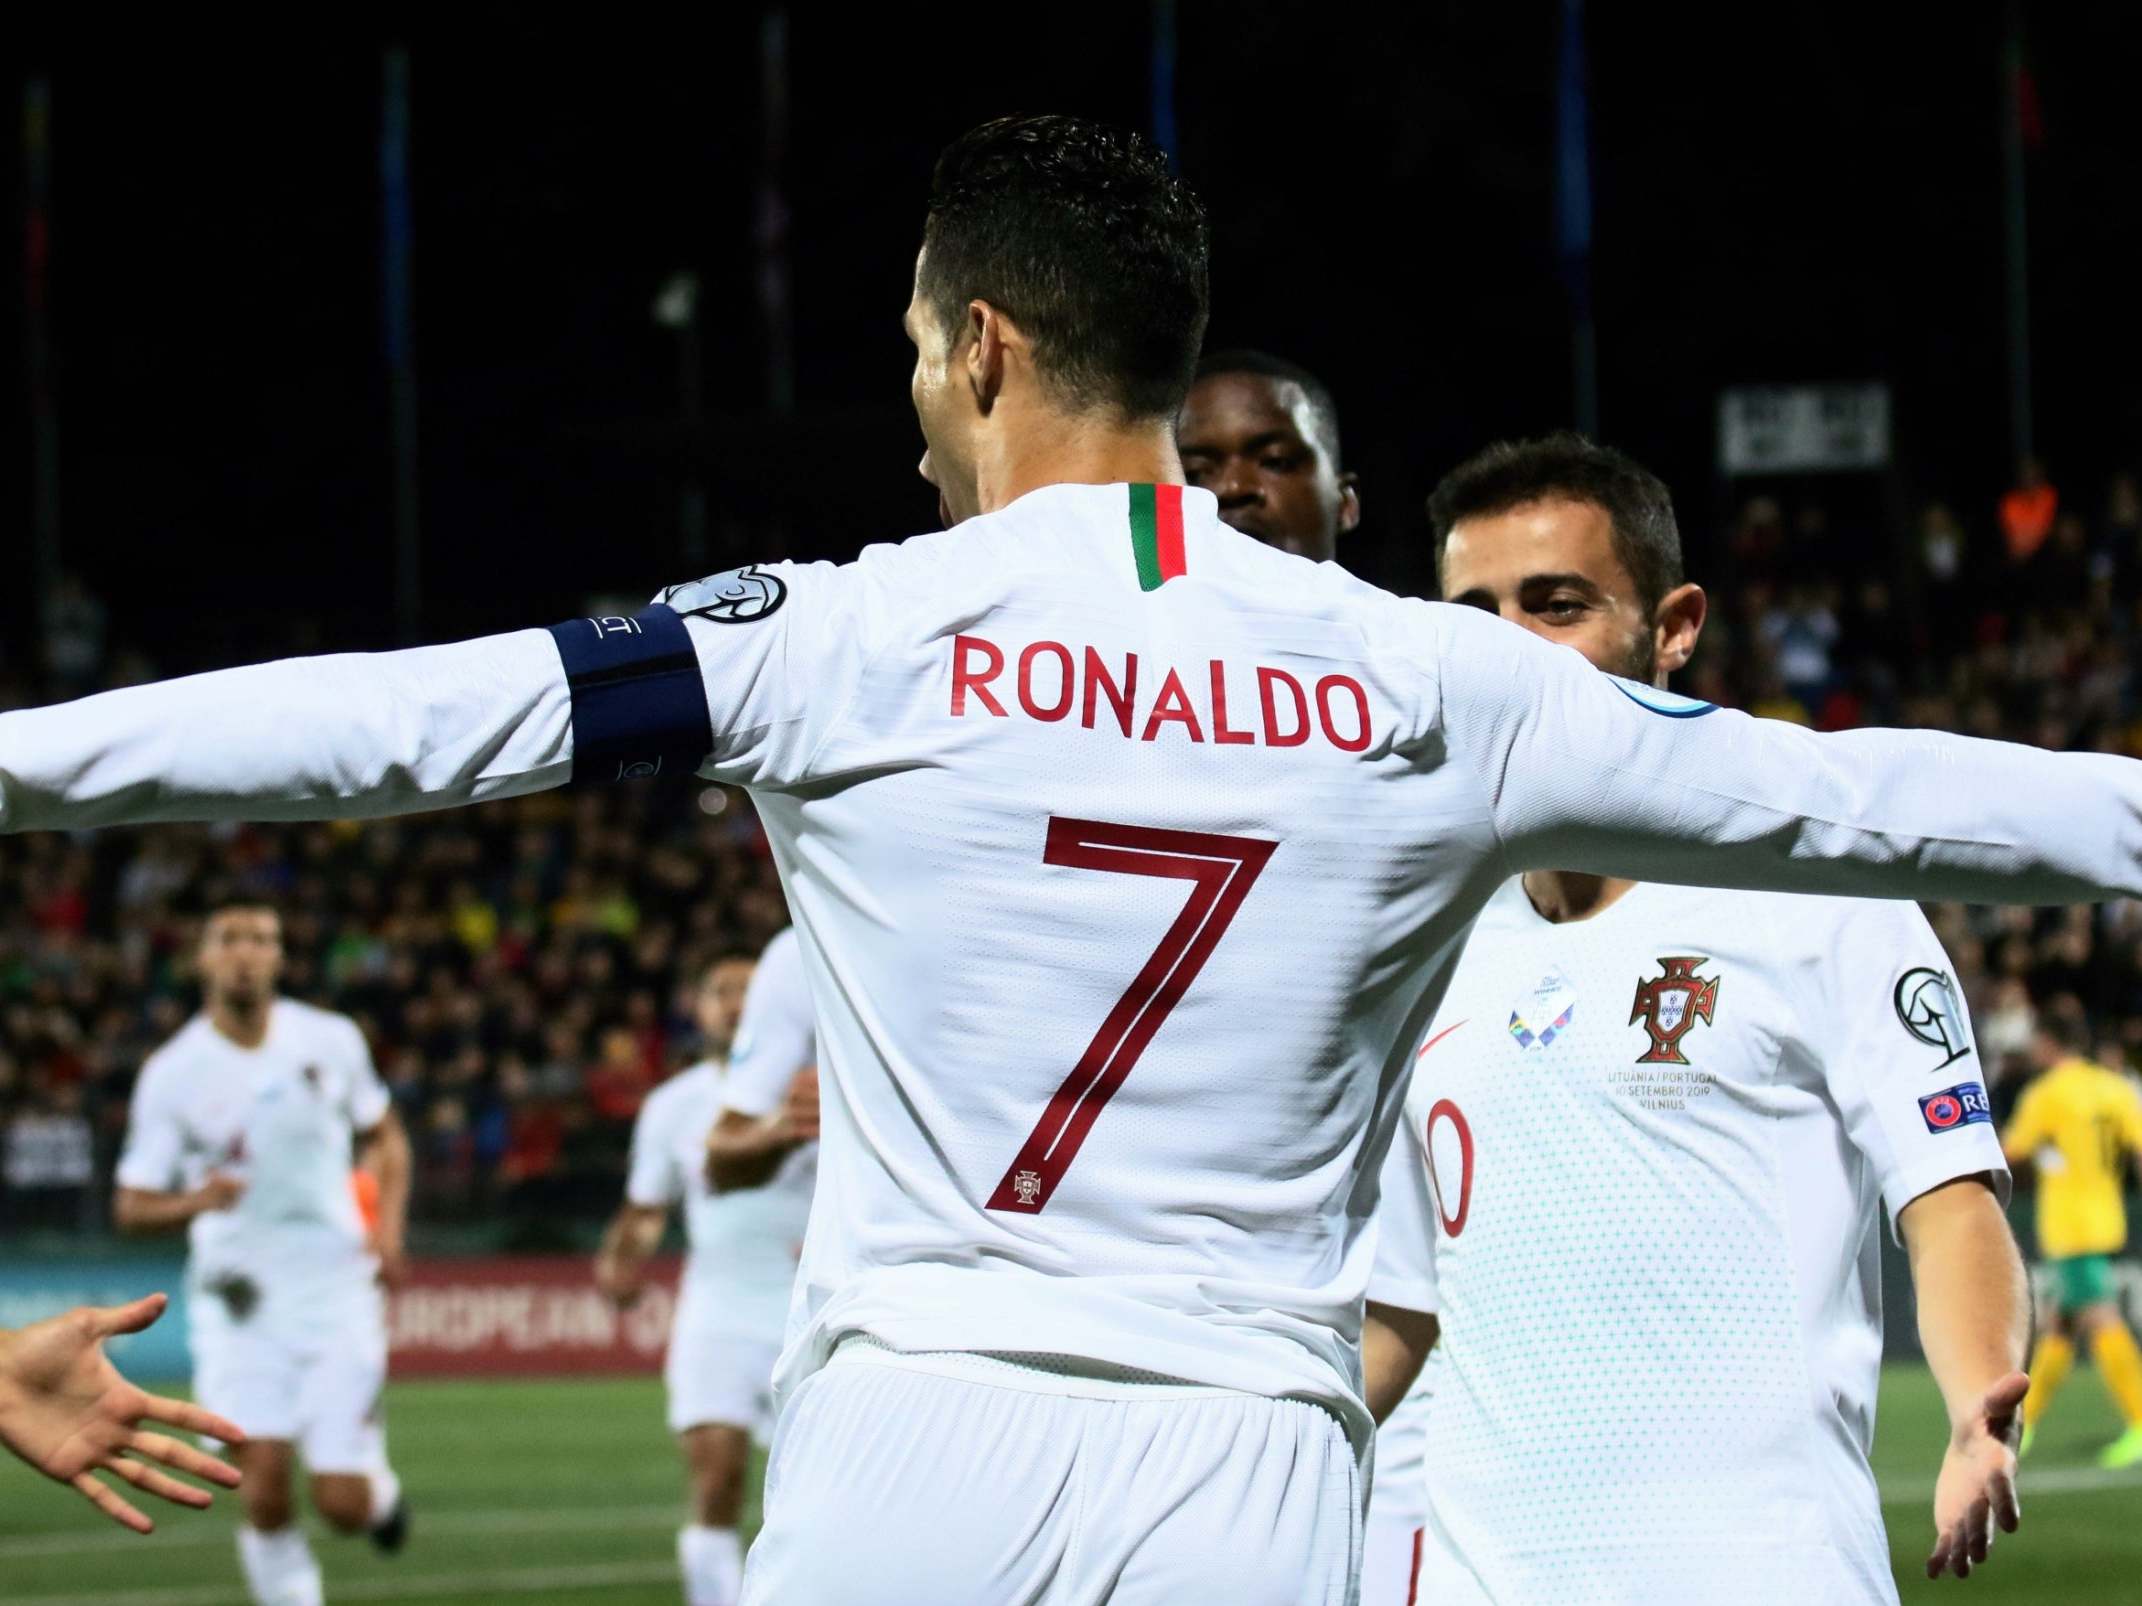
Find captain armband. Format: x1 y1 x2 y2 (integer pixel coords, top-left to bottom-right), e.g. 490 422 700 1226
545 606 714 783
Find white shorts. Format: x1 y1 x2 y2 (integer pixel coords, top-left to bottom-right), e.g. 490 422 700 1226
1360 1506 1424 1605
742 1346 1358 1606
190 1290 388 1475
664 1302 780 1439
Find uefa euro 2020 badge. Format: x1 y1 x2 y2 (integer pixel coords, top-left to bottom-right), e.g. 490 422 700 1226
1629 956 1721 1065
1508 971 1577 1051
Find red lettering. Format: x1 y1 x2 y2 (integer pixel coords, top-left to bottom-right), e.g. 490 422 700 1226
1140 667 1206 743
1258 667 1310 747
1316 674 1371 752
951 634 1007 717
1082 648 1138 736
1210 660 1253 745
1018 641 1075 722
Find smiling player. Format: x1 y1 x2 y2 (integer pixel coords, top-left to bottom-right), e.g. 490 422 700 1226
5 120 2142 1602
1364 434 2033 1601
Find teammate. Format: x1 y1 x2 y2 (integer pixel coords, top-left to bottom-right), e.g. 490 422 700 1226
0 1292 245 1532
595 946 807 1606
114 904 412 1606
1365 434 2032 1601
8 116 2142 1602
1178 354 1432 1601
2002 1002 2142 1466
1177 348 1358 563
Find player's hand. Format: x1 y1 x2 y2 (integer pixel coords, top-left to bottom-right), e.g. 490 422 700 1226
193 1173 245 1215
593 1256 644 1310
0 1293 245 1534
1926 1369 2027 1580
373 1240 409 1290
776 1069 820 1144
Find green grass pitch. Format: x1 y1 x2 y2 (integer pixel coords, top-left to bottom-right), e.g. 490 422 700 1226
1 1366 2136 1603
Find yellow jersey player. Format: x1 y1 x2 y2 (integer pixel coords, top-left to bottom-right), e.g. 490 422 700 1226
2002 1001 2142 1467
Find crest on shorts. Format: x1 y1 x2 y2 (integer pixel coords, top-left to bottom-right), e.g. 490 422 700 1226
1508 970 1577 1051
1011 1170 1042 1207
1629 956 1720 1065
659 564 787 624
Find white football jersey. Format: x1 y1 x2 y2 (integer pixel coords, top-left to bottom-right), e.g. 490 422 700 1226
116 998 387 1330
8 480 2140 1459
1370 878 2009 1603
627 929 816 1338
1365 1118 1440 1532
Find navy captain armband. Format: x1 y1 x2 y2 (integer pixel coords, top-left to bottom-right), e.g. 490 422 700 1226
546 605 715 783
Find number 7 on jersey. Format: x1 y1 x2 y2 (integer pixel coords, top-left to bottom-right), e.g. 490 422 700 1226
988 817 1277 1213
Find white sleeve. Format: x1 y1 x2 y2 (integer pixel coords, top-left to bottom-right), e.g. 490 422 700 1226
1428 601 2142 905
113 1061 185 1193
1802 901 2010 1237
624 1091 683 1209
0 630 574 831
720 929 819 1118
660 559 877 791
342 1020 392 1132
1368 1110 1439 1316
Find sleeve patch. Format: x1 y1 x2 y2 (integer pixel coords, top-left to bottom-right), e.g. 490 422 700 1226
1919 1082 1993 1133
1893 967 1973 1069
659 565 788 624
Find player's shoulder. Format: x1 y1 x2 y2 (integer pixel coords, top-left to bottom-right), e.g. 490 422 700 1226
136 1015 213 1084
755 923 804 975
642 1060 721 1119
275 996 367 1045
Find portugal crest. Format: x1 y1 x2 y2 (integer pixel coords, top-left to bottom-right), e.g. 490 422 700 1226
1629 956 1720 1065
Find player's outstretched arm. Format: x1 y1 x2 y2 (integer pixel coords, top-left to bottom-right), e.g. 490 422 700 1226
1901 1178 2031 1580
1433 602 2142 906
0 1293 245 1534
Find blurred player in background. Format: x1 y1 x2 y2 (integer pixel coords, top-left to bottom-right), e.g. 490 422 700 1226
1366 436 2032 1601
1179 355 1433 1600
0 1292 244 1532
15 116 2142 1602
2003 1002 2142 1466
596 946 803 1606
1177 348 1358 563
113 904 412 1606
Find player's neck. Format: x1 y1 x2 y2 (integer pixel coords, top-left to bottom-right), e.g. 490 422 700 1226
208 995 273 1049
971 414 1184 516
1521 869 1640 925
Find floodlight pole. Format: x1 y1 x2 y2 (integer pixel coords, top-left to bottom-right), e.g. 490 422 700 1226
1999 1 2033 469
383 46 421 642
25 79 60 651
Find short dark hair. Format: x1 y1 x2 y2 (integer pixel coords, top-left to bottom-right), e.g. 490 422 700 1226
921 115 1209 422
1194 348 1343 463
1427 433 1684 613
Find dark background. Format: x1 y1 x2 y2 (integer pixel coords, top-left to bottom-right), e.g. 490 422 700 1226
5 3 2140 670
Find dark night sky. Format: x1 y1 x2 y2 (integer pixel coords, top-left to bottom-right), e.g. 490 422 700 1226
6 3 2141 675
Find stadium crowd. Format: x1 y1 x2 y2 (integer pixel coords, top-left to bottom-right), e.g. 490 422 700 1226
4 458 2141 1235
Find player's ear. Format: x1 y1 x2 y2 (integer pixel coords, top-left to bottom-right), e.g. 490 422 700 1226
1653 582 1707 673
1336 471 1362 536
966 299 1009 416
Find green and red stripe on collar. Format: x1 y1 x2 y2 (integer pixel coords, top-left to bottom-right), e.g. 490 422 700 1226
1128 483 1187 592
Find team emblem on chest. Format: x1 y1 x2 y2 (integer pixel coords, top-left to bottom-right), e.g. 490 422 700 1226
1629 956 1720 1065
1508 970 1577 1050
